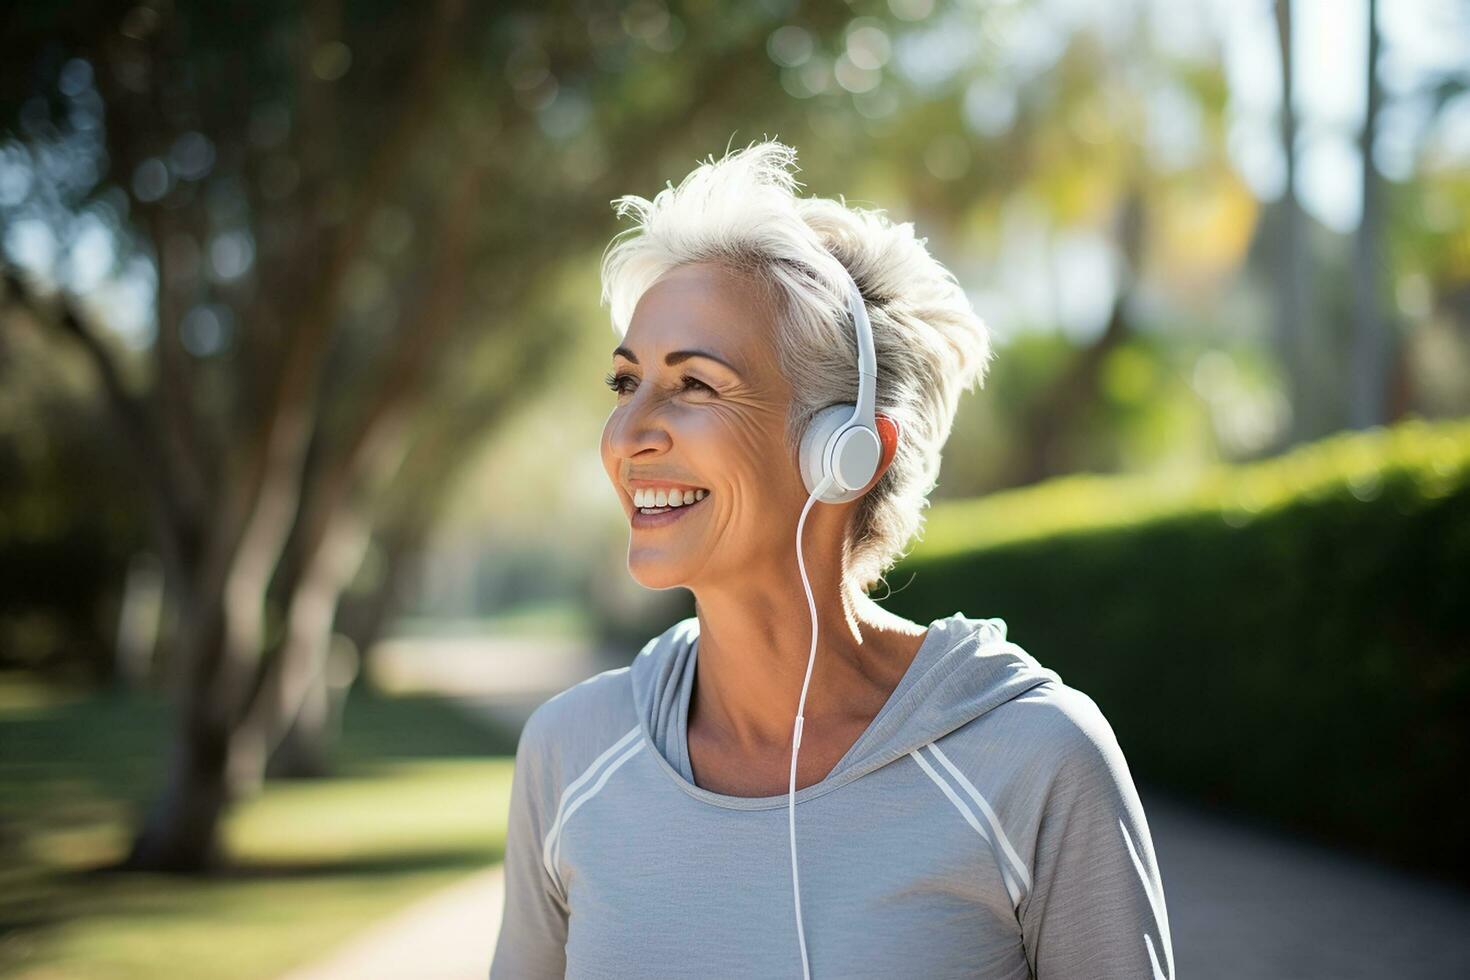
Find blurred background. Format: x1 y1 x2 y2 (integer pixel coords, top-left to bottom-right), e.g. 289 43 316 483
2 0 1468 977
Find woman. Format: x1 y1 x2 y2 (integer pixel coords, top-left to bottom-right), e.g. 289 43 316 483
490 142 1172 979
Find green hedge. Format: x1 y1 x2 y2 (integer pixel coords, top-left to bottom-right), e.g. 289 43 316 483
885 415 1470 887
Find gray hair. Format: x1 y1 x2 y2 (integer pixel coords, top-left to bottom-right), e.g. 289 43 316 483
600 141 994 594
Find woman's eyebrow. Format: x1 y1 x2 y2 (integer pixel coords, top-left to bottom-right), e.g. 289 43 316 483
612 346 742 376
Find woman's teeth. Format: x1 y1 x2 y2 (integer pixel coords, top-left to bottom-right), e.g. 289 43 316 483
634 487 708 512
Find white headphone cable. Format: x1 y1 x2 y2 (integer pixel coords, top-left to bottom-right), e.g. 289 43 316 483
790 472 834 980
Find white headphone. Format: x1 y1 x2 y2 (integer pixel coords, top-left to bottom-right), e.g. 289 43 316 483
788 265 883 979
796 271 883 504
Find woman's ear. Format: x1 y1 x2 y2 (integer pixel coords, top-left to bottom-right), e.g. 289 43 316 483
874 412 900 478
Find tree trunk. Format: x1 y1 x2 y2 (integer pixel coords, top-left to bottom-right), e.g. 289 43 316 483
124 716 232 872
227 505 374 794
266 667 334 779
224 164 477 795
1273 0 1321 445
1009 186 1143 487
337 522 428 687
1385 323 1415 422
1350 0 1388 429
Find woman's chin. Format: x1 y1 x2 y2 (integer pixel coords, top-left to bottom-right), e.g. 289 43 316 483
626 553 694 591
628 571 689 592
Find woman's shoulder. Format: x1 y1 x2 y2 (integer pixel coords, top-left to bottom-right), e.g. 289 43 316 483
947 676 1135 789
1001 678 1120 749
516 663 640 770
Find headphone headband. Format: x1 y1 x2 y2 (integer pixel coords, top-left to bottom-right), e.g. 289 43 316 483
842 269 877 428
794 265 883 504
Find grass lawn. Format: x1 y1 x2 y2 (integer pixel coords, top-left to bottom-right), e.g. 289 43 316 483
0 672 518 980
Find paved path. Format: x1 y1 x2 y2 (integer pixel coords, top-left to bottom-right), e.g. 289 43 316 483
277 865 504 980
281 637 1470 978
1141 788 1470 978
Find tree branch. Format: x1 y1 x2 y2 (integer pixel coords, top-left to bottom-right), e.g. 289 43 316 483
210 0 466 571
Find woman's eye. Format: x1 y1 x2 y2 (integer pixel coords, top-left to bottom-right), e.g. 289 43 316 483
680 375 713 394
603 372 713 396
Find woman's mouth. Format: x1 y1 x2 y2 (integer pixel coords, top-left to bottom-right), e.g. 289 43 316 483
630 487 710 529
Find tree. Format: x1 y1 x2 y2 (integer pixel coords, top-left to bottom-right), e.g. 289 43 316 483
1 0 857 871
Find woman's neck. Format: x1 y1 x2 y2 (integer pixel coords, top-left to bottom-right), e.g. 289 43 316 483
687 584 927 758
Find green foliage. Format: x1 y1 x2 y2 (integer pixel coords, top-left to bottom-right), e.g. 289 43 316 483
0 321 145 682
917 414 1470 555
884 414 1470 885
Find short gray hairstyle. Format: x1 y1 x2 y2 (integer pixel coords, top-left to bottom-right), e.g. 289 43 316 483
600 141 994 594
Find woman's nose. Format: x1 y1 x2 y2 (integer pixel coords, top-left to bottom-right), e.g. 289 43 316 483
605 396 672 459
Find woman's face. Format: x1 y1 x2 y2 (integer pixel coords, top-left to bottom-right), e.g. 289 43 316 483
600 261 808 591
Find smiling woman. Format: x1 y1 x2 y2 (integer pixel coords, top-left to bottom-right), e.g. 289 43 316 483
489 141 1174 980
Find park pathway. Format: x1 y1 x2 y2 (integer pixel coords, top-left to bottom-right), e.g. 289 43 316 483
277 866 504 980
280 635 1470 978
1140 788 1470 979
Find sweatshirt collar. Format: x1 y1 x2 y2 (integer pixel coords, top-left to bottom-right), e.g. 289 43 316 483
628 611 1060 810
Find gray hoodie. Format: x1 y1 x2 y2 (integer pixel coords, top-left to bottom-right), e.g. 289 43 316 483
489 611 1173 979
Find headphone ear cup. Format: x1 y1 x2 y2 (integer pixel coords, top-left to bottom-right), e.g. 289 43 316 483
799 405 880 504
799 405 848 499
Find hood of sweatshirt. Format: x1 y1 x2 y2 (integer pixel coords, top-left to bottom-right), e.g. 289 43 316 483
629 611 1062 803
